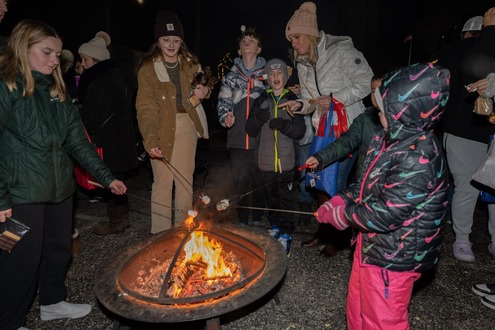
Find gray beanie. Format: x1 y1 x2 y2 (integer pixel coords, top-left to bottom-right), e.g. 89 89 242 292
265 58 288 83
78 31 111 61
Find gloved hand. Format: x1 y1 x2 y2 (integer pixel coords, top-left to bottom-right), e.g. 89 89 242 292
255 109 270 123
315 195 348 230
269 117 285 130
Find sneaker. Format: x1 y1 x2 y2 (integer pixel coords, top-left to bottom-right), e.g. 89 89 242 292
488 243 495 257
452 240 475 262
268 225 280 239
481 294 495 310
278 233 293 257
473 283 495 297
40 301 92 321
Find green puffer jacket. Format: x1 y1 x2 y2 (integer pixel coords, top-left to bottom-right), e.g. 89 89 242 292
313 106 382 175
0 72 116 210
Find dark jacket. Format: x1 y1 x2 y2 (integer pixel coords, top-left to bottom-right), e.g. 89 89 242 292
78 59 137 173
436 32 495 143
314 106 382 175
0 72 116 210
246 89 306 172
217 57 267 150
339 64 450 272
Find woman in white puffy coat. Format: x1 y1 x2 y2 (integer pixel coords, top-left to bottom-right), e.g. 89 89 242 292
282 1 374 256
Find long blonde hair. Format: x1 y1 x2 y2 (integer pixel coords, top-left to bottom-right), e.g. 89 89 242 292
0 19 66 100
292 35 320 66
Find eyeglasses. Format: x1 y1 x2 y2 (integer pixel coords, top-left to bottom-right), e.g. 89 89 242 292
160 38 182 48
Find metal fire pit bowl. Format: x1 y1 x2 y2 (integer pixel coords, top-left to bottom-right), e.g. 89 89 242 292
94 223 287 323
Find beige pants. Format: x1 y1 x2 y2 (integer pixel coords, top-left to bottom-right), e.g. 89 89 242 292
150 114 197 234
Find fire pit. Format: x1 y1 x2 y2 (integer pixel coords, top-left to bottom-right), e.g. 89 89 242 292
94 223 287 325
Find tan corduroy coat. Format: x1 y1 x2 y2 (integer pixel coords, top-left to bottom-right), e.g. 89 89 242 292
135 58 206 161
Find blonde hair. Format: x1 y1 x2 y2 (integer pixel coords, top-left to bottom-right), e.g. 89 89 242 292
0 19 66 101
292 35 319 66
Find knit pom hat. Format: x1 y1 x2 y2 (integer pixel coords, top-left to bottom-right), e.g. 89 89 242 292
285 2 319 40
154 10 184 41
78 31 111 61
265 58 288 83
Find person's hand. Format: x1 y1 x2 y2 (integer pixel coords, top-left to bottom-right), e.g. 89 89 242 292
149 147 163 159
484 7 495 27
0 209 12 223
224 111 235 128
255 109 270 124
315 195 348 230
467 78 489 96
109 180 127 195
309 95 332 110
269 117 285 130
279 100 302 117
305 156 319 169
193 84 211 100
288 84 301 96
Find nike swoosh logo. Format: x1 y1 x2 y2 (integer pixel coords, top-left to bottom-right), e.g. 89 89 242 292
383 72 400 86
404 212 425 226
386 200 410 208
390 125 403 139
414 250 428 261
406 191 427 199
385 242 404 259
431 90 440 99
425 228 441 243
441 96 449 106
398 83 420 101
384 182 403 189
393 104 410 120
420 105 438 118
369 168 381 179
410 66 429 81
362 243 375 254
401 228 414 240
399 170 426 178
371 202 388 212
419 155 429 164
367 178 379 189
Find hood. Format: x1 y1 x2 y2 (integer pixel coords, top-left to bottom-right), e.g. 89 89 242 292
233 56 266 77
378 63 450 142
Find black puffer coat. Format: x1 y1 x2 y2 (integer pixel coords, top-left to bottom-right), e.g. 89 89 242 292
339 63 450 272
78 59 137 174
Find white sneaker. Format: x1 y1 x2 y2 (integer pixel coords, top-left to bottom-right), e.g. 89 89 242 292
40 301 91 321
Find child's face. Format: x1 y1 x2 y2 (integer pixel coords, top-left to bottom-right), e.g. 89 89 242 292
268 69 286 94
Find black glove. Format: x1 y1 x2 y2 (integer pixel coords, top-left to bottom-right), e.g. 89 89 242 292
269 117 285 130
255 109 270 123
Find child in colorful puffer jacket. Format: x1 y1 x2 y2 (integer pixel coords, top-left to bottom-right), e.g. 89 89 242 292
313 63 450 329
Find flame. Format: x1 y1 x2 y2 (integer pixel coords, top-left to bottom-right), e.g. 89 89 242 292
184 231 233 278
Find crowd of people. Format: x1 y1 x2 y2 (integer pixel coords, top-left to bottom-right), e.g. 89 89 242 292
1 0 495 329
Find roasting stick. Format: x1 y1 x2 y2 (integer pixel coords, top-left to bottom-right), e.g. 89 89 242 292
235 205 318 217
88 181 199 217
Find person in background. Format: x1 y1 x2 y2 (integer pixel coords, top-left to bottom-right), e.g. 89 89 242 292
245 58 306 255
315 63 450 329
217 26 266 227
136 11 211 234
78 31 138 235
469 63 495 311
0 19 127 330
282 1 373 257
436 12 495 262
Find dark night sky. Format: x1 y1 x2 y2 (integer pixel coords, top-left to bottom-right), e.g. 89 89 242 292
0 0 493 76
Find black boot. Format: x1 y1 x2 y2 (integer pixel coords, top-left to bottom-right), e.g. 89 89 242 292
93 205 130 235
